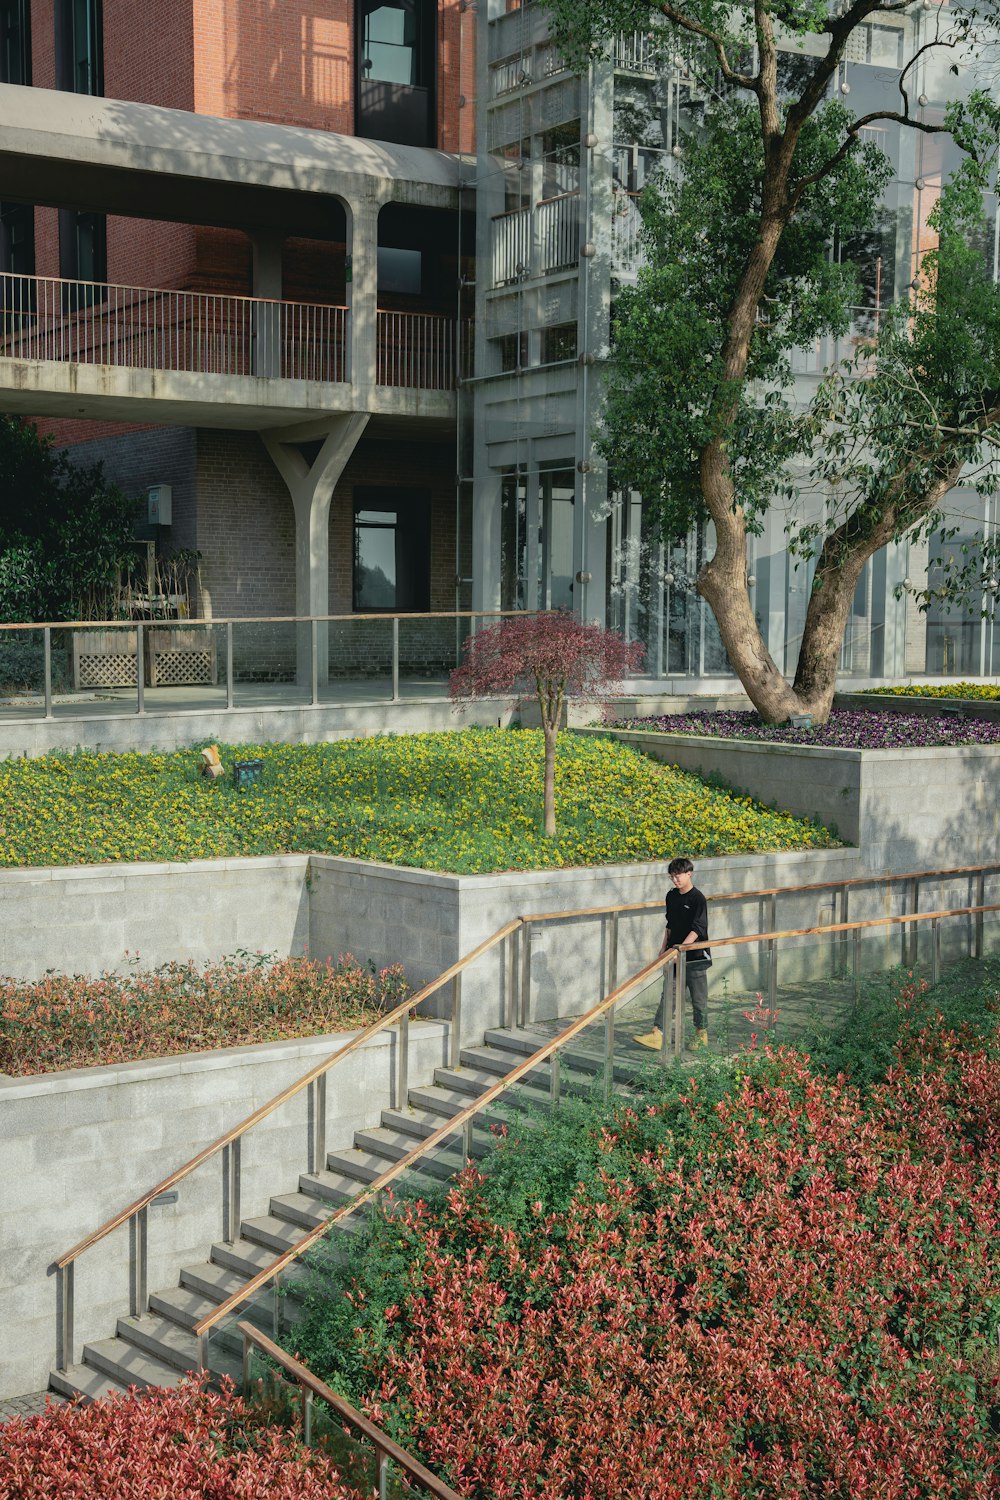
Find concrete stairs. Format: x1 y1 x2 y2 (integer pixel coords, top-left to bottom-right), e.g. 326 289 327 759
48 1023 603 1404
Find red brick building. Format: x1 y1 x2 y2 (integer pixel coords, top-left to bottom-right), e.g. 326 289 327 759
0 0 475 646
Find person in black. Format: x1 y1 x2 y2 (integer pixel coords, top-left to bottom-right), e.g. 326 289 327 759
635 857 711 1052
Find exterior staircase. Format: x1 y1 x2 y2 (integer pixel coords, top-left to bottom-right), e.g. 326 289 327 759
49 1023 594 1402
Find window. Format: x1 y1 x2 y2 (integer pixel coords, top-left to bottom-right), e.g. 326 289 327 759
357 0 434 146
377 246 422 296
541 323 576 363
0 201 35 326
57 0 103 95
0 0 31 84
59 208 106 305
353 489 431 612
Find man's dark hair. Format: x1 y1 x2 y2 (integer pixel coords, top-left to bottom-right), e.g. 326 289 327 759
667 857 694 876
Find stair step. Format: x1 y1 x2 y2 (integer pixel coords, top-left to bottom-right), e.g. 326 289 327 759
432 1065 497 1099
179 1260 252 1305
353 1124 432 1163
483 1026 554 1058
325 1147 400 1185
242 1213 307 1253
211 1236 281 1280
49 1362 130 1404
115 1312 201 1375
406 1082 474 1118
379 1106 446 1140
81 1336 185 1392
304 1167 368 1207
458 1043 532 1077
270 1191 342 1231
149 1283 220 1332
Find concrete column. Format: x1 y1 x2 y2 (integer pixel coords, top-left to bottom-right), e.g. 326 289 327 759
250 231 283 378
262 413 371 684
346 195 381 394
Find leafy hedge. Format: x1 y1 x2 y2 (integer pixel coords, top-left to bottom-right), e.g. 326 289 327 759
0 1377 373 1499
291 961 1000 1497
0 952 409 1075
860 682 1000 701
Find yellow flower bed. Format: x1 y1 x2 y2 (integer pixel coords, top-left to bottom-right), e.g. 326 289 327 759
0 730 840 873
860 682 1000 701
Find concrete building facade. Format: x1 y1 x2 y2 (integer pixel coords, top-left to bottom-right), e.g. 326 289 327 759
0 0 997 688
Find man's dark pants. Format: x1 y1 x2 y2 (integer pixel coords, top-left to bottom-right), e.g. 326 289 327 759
655 964 709 1034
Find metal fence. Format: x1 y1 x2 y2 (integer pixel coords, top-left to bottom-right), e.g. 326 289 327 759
0 272 349 383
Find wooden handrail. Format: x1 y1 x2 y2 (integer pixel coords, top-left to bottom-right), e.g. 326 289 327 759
237 1322 463 1500
53 918 522 1270
54 863 999 1272
526 861 1000 923
191 896 1000 1341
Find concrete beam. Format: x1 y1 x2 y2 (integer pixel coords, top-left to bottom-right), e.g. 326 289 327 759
0 359 456 429
0 84 465 232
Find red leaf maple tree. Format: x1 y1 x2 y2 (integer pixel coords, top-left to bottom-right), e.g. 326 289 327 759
449 612 643 836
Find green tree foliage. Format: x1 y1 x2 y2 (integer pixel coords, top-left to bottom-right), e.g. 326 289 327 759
544 0 1000 722
0 416 137 621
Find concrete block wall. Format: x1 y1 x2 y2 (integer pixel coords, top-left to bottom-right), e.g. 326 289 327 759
1 1019 449 1398
0 856 309 982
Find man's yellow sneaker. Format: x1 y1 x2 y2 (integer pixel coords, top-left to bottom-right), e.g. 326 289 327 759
634 1028 663 1050
685 1029 709 1054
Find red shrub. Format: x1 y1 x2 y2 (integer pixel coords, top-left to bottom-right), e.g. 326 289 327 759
0 1378 374 1499
365 1047 1000 1498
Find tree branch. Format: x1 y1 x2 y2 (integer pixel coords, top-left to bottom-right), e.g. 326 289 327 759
656 1 757 88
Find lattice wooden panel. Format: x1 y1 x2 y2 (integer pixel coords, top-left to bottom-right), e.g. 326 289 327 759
149 650 215 687
77 654 139 689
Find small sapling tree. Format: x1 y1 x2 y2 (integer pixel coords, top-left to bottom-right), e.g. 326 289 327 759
449 612 644 837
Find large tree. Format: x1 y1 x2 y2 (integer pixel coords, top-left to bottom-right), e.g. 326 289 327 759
546 0 1000 722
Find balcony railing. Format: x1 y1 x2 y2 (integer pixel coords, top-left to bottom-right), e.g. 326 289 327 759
611 189 644 274
0 273 348 383
490 194 580 287
376 309 460 390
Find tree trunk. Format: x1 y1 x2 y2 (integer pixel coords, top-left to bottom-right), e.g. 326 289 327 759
542 723 557 837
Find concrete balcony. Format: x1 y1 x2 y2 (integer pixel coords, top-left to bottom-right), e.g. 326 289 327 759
0 273 463 428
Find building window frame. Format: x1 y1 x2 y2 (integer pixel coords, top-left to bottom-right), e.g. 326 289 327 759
353 487 432 613
0 0 31 85
56 0 103 96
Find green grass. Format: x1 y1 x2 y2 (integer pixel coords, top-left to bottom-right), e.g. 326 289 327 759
0 728 840 873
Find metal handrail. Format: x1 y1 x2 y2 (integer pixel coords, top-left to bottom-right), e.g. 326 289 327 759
52 861 999 1367
0 609 541 633
237 1322 462 1500
190 895 1000 1351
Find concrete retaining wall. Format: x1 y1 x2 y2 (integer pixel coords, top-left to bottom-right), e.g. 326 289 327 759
581 728 1000 873
1 1019 448 1399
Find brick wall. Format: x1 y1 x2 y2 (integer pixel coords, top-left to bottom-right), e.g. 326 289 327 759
193 0 353 131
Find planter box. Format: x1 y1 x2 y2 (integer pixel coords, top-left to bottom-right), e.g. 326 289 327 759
580 726 1000 872
145 627 218 688
71 628 138 690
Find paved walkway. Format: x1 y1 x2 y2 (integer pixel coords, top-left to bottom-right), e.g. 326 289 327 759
0 1389 64 1423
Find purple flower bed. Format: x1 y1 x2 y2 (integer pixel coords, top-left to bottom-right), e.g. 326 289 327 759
606 708 1000 749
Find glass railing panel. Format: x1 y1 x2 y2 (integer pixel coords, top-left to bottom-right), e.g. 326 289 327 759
231 620 311 708
142 620 227 710
396 615 460 698
0 626 48 719
57 621 142 713
322 616 394 703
